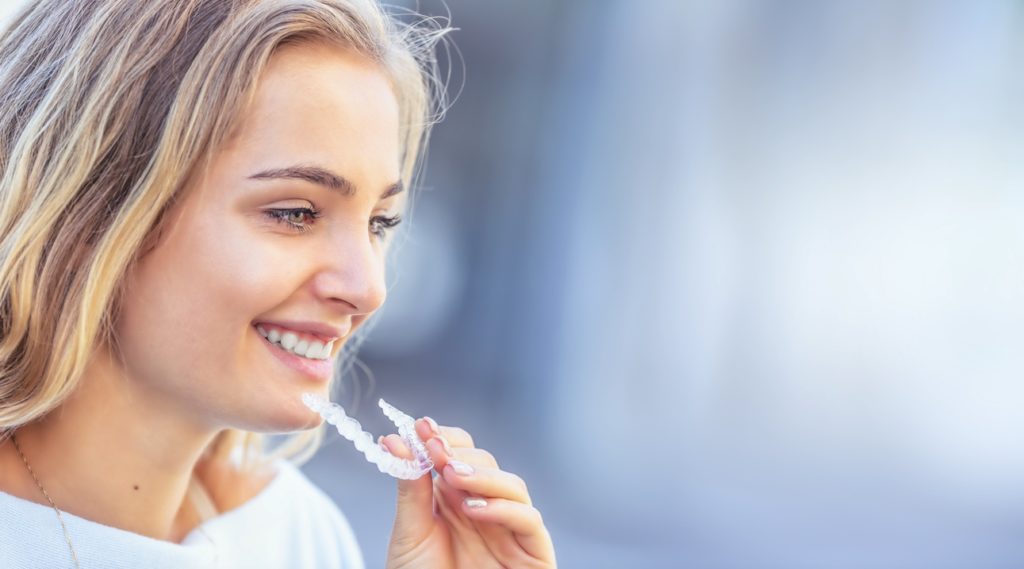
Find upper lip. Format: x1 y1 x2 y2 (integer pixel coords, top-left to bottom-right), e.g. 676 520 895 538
254 320 348 342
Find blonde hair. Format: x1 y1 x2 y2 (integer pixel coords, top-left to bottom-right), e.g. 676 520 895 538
0 0 450 499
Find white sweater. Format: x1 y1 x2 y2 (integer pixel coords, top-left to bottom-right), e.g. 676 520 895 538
0 458 365 568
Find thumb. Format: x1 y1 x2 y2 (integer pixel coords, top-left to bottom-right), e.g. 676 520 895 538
381 433 435 543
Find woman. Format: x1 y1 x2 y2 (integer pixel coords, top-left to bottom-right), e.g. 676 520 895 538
0 1 556 567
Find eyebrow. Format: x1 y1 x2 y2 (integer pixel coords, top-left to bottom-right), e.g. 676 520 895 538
248 165 404 200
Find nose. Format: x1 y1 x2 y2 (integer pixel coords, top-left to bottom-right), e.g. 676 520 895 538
311 230 388 315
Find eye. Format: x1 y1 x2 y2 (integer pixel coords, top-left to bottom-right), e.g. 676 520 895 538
264 207 402 239
264 206 321 233
370 213 403 240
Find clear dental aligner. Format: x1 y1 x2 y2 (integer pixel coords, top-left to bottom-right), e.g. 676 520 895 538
301 392 434 480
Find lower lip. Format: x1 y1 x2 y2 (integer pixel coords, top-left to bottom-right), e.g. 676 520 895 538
254 325 333 382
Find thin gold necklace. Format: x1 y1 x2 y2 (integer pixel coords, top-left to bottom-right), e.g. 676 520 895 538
10 431 81 569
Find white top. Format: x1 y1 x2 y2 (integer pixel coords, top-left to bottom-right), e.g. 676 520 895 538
0 459 365 569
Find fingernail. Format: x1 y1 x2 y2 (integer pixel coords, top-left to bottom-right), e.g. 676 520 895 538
464 497 487 509
448 459 474 476
424 416 440 436
438 435 454 457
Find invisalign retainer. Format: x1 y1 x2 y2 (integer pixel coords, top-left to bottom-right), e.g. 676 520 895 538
301 392 434 480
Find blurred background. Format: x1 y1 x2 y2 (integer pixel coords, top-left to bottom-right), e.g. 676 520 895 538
6 1 1024 567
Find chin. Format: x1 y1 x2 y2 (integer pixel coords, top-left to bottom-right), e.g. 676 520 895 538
227 396 326 434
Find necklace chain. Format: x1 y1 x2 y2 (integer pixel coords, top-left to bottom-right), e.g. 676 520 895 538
8 432 220 568
10 431 81 569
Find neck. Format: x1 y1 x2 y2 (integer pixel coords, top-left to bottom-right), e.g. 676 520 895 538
8 347 223 542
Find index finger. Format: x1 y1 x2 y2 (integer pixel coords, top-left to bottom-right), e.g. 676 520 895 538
416 417 475 448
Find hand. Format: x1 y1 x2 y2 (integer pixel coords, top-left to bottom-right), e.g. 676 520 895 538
381 417 556 569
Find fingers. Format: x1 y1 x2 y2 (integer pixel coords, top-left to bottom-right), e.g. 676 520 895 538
408 418 557 564
452 446 497 468
379 433 412 459
381 427 491 472
438 425 474 448
416 417 473 448
442 462 531 506
412 421 525 506
416 417 489 474
459 497 554 561
418 433 492 473
461 497 541 534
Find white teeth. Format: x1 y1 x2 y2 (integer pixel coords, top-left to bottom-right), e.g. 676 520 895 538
257 325 336 361
305 340 324 359
280 331 298 350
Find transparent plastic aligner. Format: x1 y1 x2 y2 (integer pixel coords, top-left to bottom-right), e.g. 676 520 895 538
379 399 434 474
301 393 434 480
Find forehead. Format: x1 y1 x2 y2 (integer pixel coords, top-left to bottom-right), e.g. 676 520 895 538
222 41 402 198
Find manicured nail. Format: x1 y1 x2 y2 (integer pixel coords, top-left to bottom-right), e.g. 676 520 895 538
424 416 440 436
437 435 454 457
465 497 487 509
448 459 474 476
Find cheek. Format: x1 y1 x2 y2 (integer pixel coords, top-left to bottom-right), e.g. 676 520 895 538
114 206 298 390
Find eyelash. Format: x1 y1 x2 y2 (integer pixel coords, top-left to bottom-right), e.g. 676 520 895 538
264 207 402 239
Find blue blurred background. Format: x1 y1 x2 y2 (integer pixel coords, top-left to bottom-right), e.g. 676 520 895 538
7 1 1024 567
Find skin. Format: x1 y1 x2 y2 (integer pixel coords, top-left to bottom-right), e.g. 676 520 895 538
382 421 557 567
0 41 555 566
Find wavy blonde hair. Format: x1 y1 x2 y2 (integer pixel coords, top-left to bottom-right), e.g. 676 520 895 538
0 0 450 505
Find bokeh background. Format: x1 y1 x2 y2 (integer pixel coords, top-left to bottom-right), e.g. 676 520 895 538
5 1 1024 568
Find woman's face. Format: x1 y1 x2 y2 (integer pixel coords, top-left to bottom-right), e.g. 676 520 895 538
113 42 405 433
